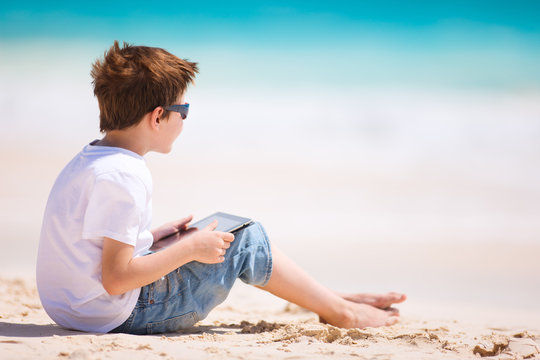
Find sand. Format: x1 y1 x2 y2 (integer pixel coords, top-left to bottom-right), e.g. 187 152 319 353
1 276 539 360
2 148 540 359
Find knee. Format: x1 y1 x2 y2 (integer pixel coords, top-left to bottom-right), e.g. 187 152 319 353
229 221 270 253
236 221 268 241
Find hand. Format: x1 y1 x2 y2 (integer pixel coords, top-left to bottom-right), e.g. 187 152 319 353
183 220 235 264
151 215 197 251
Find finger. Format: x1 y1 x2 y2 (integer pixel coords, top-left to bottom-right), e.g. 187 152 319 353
204 220 218 231
218 232 235 242
173 214 194 229
217 255 225 263
180 214 194 224
180 214 194 228
223 242 231 249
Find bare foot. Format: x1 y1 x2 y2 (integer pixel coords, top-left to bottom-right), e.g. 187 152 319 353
319 292 406 325
325 301 400 329
340 292 407 309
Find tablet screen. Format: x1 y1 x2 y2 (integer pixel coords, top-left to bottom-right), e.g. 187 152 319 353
188 212 252 233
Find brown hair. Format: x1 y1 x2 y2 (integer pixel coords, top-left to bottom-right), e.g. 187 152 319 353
91 41 198 132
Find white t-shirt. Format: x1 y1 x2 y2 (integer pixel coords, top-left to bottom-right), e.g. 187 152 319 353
36 142 153 333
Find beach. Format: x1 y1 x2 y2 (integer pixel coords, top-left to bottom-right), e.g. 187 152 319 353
2 2 540 357
1 274 539 359
2 147 540 359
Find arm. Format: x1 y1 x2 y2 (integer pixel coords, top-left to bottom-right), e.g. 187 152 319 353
102 220 234 295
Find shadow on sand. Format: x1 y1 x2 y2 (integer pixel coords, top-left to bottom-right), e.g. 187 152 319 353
0 321 251 338
0 322 86 338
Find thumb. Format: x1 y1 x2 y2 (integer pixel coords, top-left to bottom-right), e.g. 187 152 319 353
175 214 193 228
204 219 218 231
221 232 235 242
181 214 194 224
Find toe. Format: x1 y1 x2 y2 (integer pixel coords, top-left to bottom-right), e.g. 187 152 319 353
385 316 399 326
384 307 400 316
389 292 407 303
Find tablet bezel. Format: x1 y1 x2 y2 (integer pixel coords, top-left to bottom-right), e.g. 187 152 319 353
188 212 253 233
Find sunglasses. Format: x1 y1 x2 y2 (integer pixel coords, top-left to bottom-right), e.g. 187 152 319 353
165 103 189 120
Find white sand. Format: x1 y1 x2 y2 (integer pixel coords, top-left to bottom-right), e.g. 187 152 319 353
1 277 539 360
2 148 540 359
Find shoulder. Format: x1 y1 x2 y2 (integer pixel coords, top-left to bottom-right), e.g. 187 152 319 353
83 145 152 191
49 144 152 207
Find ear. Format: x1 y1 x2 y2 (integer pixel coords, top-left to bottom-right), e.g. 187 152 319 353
149 106 165 131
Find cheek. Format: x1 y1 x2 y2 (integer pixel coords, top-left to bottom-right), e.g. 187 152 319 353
172 121 183 138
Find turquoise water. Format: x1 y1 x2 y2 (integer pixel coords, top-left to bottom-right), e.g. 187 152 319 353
1 2 539 182
1 1 540 89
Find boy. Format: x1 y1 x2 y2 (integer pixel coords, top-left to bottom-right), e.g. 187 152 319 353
36 41 405 334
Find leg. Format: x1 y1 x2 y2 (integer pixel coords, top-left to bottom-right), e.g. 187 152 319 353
257 244 402 328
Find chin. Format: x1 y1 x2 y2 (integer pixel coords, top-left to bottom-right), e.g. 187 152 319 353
154 146 172 154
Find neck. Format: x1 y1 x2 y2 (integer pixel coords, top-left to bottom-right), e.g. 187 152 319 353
94 129 148 156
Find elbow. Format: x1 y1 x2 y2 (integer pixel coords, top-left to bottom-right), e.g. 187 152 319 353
102 276 125 296
104 285 124 296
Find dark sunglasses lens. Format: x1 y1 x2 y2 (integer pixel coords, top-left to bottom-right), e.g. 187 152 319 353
181 107 188 119
166 104 189 119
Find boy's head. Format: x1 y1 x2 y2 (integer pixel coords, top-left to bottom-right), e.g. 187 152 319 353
91 41 198 132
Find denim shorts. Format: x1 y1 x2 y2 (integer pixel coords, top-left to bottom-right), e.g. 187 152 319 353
109 221 273 335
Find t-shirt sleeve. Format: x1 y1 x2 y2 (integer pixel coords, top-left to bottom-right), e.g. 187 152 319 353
81 172 147 246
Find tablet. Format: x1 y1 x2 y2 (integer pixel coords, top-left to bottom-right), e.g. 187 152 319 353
188 212 253 233
150 212 253 252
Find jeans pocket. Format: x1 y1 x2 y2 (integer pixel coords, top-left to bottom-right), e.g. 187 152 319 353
146 311 198 334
